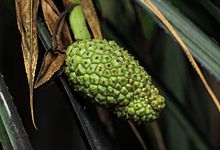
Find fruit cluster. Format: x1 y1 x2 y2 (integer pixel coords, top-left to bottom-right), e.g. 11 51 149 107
65 39 165 123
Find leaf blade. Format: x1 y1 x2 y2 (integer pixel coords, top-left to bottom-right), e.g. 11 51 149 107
0 74 33 149
15 0 39 128
135 0 220 112
135 0 220 80
34 0 73 89
41 0 73 46
34 50 66 89
81 0 103 39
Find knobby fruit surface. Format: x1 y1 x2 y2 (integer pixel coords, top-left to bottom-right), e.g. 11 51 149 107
65 39 165 123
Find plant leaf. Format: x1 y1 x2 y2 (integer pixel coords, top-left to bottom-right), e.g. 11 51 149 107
35 0 73 89
15 0 39 128
41 0 73 46
35 14 69 88
81 0 103 39
134 0 220 80
0 74 33 149
41 0 59 34
34 50 66 88
135 0 220 112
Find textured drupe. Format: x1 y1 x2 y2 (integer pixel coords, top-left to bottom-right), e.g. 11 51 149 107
65 39 165 122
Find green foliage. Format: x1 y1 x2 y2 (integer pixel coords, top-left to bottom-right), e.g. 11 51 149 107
135 0 220 81
97 0 220 149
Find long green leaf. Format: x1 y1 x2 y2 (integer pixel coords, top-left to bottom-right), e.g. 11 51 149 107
135 0 220 81
0 74 33 150
99 19 212 149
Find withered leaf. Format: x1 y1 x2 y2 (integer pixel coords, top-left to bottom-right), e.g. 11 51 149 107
51 10 70 50
81 0 103 39
41 0 73 46
35 12 69 88
41 0 59 34
34 50 66 89
34 0 74 89
15 0 39 128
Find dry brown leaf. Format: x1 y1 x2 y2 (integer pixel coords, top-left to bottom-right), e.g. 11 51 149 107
15 0 39 128
34 50 66 88
41 0 72 46
34 0 74 89
63 0 78 8
141 0 220 112
41 0 59 34
51 10 71 50
35 10 71 88
81 0 103 39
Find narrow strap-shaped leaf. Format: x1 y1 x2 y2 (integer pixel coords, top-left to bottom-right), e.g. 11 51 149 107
58 77 113 150
0 74 33 150
81 0 103 39
15 0 39 128
134 0 220 112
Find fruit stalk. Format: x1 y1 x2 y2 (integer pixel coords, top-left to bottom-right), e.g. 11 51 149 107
66 0 165 123
69 0 91 40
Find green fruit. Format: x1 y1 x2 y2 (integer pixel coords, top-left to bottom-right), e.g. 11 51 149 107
65 39 165 122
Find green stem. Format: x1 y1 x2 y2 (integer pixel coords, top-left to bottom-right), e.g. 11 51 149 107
69 1 91 40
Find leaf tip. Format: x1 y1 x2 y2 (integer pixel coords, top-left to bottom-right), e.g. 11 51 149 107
30 90 38 130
